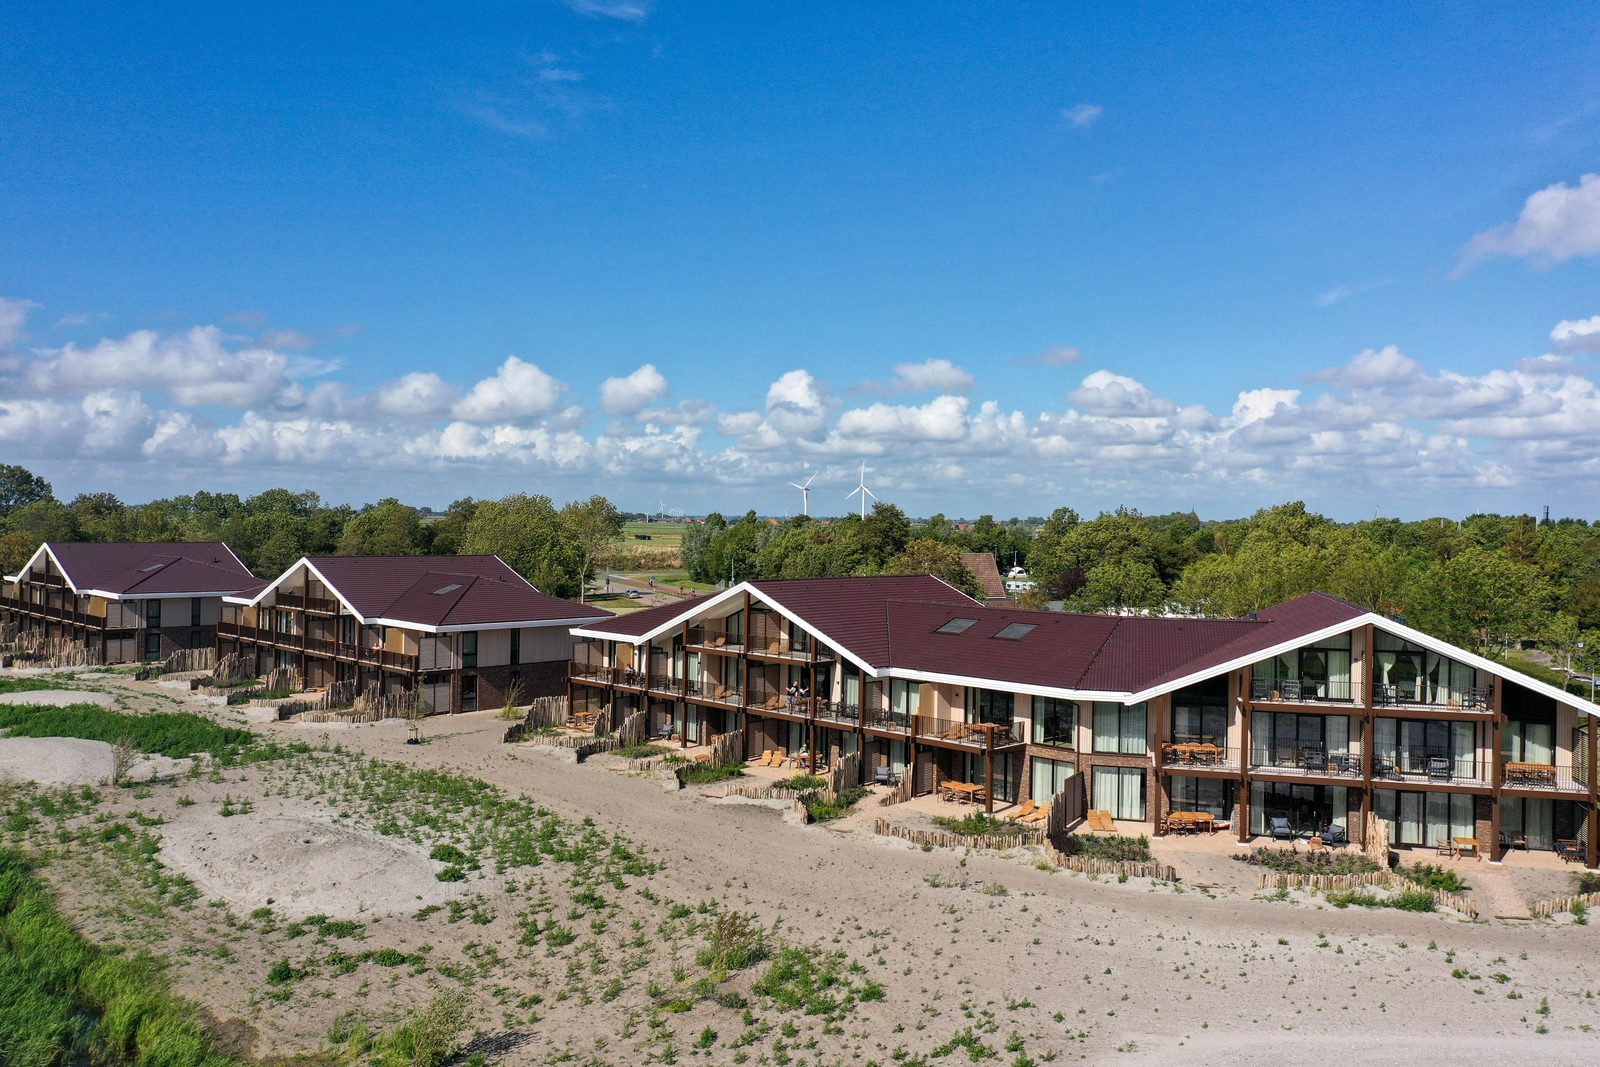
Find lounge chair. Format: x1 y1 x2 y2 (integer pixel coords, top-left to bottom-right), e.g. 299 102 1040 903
1086 810 1114 832
872 763 897 787
654 721 675 741
1500 829 1527 852
1268 816 1295 841
1320 823 1348 848
1021 807 1049 826
1004 799 1038 821
757 749 774 766
764 751 784 767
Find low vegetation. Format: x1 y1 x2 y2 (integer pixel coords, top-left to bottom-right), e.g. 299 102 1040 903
1058 834 1152 862
804 786 869 823
1402 863 1469 893
772 774 827 791
1323 887 1437 912
0 702 259 761
1234 846 1381 876
932 812 1028 836
678 761 745 785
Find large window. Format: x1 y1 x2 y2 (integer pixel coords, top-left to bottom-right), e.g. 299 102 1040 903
889 679 917 725
1033 697 1076 747
191 597 202 627
509 629 520 666
1250 782 1347 836
461 631 478 668
1092 702 1147 755
1374 790 1475 848
1171 777 1234 820
146 599 161 627
1030 756 1075 804
1502 719 1555 764
1374 634 1478 707
966 688 1014 727
1501 797 1555 851
1375 718 1477 778
1253 634 1353 701
1172 679 1227 745
1250 712 1350 768
460 674 477 713
1091 766 1146 821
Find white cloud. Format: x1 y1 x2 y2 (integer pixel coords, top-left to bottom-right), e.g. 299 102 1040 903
1062 103 1103 129
1458 172 1600 274
890 358 973 393
1314 279 1390 307
1552 314 1600 353
1068 370 1177 417
837 396 970 441
460 100 547 140
764 369 828 437
1230 388 1300 426
563 0 651 20
1033 345 1082 366
0 297 38 348
373 372 458 418
1310 345 1423 388
11 326 288 407
260 329 315 351
600 363 670 415
452 356 564 422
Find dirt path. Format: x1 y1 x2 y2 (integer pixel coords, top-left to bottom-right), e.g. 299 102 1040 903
67 677 1600 1061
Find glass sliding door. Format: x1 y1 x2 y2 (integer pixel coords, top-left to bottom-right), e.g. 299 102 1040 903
1375 790 1475 847
1030 757 1075 805
1092 766 1146 821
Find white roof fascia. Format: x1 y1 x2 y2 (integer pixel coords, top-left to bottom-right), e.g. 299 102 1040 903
569 583 751 647
878 665 1130 704
1372 615 1600 719
80 588 251 601
228 559 367 621
373 615 612 635
4 543 55 587
1125 616 1368 705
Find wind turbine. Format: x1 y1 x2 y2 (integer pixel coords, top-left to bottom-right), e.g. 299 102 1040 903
845 462 875 519
788 472 817 517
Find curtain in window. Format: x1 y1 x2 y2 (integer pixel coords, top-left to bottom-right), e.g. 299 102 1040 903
1120 703 1148 755
1091 767 1145 821
1092 703 1119 752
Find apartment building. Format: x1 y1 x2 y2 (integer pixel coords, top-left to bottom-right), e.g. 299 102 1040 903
1 541 258 662
219 555 610 713
567 576 1600 866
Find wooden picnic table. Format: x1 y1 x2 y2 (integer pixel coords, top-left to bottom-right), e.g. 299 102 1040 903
939 781 987 804
1449 836 1480 860
1165 810 1215 833
1162 742 1225 766
1504 761 1557 786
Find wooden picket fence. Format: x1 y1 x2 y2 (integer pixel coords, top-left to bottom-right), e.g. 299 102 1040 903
1041 839 1178 881
617 710 648 748
5 633 100 668
524 695 568 729
209 651 254 684
827 750 862 795
1043 778 1082 839
288 680 423 723
705 730 744 767
1529 890 1600 918
874 818 1044 851
878 769 914 806
152 646 216 675
1255 870 1479 919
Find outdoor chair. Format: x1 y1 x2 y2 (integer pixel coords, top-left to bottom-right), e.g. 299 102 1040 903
654 722 675 741
1500 830 1527 852
1268 816 1295 841
1556 839 1584 863
1426 756 1452 781
1005 799 1037 821
872 764 898 787
1021 807 1048 825
757 749 774 766
1320 823 1348 848
1301 749 1328 773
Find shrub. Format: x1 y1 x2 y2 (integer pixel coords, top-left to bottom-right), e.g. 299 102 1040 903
772 775 827 791
435 865 466 883
932 812 1025 837
1324 888 1436 912
1574 871 1600 894
1402 863 1469 893
679 762 745 785
0 703 253 760
695 910 770 975
1059 834 1152 862
1233 847 1380 876
428 844 469 866
805 787 868 823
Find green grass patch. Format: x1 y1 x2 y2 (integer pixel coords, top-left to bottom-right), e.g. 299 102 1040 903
1401 863 1469 893
0 677 69 695
612 742 672 760
0 702 256 760
804 786 869 823
678 762 746 785
1324 887 1437 912
0 847 233 1066
772 774 827 791
1234 846 1381 876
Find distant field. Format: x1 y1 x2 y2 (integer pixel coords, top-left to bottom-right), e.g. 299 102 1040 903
586 593 656 615
618 521 685 547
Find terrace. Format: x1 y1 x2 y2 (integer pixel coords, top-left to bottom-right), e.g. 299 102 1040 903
1249 677 1355 706
911 716 1026 750
1159 742 1242 773
685 624 744 654
1246 742 1364 779
1371 749 1490 787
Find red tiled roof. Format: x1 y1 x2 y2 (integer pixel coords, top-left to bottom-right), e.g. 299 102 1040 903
959 552 1008 599
570 578 1371 697
42 542 256 597
299 556 610 628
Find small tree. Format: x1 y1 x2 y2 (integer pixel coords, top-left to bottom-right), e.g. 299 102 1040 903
499 676 526 721
110 734 136 788
406 702 426 745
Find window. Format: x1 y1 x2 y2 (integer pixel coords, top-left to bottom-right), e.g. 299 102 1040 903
145 599 161 626
432 583 462 595
1031 756 1075 804
1374 634 1477 706
460 674 477 713
1033 697 1076 747
936 617 979 635
1092 701 1147 755
1092 766 1146 821
461 631 478 668
889 679 918 724
1501 797 1555 851
1251 782 1347 836
1374 718 1477 778
143 631 162 660
1502 719 1554 764
188 630 203 650
966 687 1013 727
964 753 1015 802
1250 712 1350 768
1171 777 1234 820
191 597 202 627
1374 790 1475 848
510 629 521 666
992 622 1035 641
1252 634 1353 701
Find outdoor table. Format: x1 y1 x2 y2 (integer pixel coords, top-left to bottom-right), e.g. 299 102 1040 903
1505 761 1556 786
1450 836 1480 860
1165 811 1214 834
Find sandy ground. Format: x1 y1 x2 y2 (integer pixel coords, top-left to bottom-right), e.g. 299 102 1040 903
160 809 467 920
10 671 1600 1063
0 688 115 706
0 735 188 787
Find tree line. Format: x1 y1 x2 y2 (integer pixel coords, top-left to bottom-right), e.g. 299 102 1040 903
4 462 1597 668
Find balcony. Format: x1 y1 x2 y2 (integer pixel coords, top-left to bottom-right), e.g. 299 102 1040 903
276 591 339 614
685 625 744 654
860 707 909 734
912 716 1025 750
568 661 613 684
0 595 98 628
1246 743 1363 779
1501 761 1590 794
1250 677 1354 705
813 700 861 727
685 679 741 706
1372 748 1488 786
1161 742 1242 772
1373 684 1491 714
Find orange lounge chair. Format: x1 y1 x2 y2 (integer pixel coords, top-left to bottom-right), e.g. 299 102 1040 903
757 749 774 766
1004 799 1038 821
765 751 785 767
1021 807 1049 826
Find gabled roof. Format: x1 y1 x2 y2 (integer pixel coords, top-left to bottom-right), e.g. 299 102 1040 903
230 555 612 631
7 542 257 598
959 552 1008 600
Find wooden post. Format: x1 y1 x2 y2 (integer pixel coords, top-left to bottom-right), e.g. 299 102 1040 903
1588 715 1598 870
1490 678 1504 861
1361 623 1375 848
984 729 995 815
1238 666 1252 844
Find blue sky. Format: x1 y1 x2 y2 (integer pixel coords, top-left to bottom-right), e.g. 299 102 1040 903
2 3 1599 519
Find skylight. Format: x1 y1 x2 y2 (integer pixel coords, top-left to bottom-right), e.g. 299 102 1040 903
992 623 1036 641
140 564 165 572
936 617 979 635
432 583 463 595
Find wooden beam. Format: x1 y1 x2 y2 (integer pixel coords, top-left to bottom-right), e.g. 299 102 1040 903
1490 677 1504 861
1361 623 1375 849
1238 664 1252 844
1588 715 1598 870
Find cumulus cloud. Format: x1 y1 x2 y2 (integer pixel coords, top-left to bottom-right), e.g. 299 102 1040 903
1309 345 1423 388
600 363 669 415
837 396 970 441
563 0 651 20
1062 103 1103 128
372 372 458 418
764 369 828 437
452 356 564 422
1458 172 1600 274
1552 315 1600 353
890 358 973 393
10 326 289 407
1068 370 1177 417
